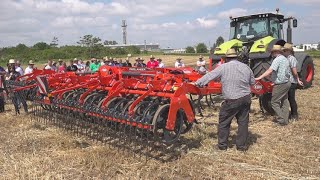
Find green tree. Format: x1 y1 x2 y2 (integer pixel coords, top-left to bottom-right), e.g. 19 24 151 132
185 46 195 53
317 42 320 50
216 36 224 47
125 46 140 54
33 42 50 50
77 35 102 57
50 36 59 47
196 43 208 53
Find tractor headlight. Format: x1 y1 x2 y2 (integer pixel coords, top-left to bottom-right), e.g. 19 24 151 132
257 45 265 48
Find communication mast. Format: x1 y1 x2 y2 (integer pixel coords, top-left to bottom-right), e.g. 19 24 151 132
122 20 127 45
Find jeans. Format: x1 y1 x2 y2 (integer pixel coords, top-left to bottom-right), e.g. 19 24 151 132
218 94 251 149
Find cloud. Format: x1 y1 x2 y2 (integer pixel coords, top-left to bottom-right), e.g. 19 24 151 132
217 8 248 19
282 0 320 5
196 18 219 28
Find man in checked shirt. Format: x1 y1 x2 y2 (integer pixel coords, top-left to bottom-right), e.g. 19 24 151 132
195 48 255 151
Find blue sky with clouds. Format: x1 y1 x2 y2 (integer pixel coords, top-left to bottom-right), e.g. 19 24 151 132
0 0 319 48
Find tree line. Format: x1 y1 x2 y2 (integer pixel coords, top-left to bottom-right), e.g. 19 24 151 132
185 36 225 53
0 35 140 64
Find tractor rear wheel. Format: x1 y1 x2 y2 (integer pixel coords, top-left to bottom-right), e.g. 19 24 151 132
252 59 272 80
300 57 314 88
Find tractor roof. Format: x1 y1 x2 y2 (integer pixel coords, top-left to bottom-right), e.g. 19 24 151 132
231 13 285 22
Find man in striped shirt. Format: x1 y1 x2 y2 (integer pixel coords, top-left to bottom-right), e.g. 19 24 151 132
195 48 255 151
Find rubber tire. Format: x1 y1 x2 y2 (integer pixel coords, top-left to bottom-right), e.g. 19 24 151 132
259 93 275 115
252 59 272 81
211 60 220 70
299 57 314 88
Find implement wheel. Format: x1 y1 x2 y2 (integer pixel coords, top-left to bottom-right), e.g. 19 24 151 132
300 57 314 88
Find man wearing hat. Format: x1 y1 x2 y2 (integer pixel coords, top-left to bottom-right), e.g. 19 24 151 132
197 55 206 68
256 45 291 125
146 55 159 68
15 60 24 76
195 48 255 151
134 57 146 67
283 43 303 121
174 57 185 68
123 57 132 67
25 60 35 75
157 58 165 68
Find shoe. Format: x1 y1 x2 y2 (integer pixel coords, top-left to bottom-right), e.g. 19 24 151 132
274 119 288 126
290 114 299 121
236 146 247 152
215 145 227 151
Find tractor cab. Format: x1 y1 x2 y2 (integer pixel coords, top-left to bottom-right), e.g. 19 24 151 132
229 13 285 42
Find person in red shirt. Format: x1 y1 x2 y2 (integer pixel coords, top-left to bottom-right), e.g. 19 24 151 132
146 55 159 68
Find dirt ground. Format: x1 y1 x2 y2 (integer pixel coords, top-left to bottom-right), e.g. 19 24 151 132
0 57 319 179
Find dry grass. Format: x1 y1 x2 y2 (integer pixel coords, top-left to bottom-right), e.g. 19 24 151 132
0 57 319 179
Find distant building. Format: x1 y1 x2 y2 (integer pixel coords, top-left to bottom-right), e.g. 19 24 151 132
294 43 319 51
302 44 318 51
105 44 160 51
162 48 186 54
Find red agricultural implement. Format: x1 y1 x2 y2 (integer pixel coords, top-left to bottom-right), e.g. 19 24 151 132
1 65 272 157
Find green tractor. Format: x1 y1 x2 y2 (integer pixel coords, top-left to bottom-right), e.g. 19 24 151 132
210 10 315 114
210 10 314 88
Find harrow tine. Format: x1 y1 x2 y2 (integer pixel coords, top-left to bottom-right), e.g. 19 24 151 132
205 95 211 107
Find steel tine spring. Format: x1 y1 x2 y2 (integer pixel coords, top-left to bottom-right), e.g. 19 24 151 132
205 95 211 107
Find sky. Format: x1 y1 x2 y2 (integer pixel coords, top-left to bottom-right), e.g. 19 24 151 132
0 0 319 48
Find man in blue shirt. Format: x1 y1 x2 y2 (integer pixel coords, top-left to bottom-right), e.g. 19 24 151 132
256 45 291 125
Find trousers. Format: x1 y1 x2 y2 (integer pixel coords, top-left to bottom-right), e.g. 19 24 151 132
218 94 251 149
271 81 291 123
288 83 298 116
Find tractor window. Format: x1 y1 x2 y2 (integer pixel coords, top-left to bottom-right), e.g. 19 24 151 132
232 18 269 41
270 18 280 39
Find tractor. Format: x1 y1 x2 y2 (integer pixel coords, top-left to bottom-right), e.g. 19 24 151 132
210 9 315 114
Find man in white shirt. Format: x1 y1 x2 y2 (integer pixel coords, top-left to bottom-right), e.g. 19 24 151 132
25 60 35 74
175 58 185 68
44 59 55 71
78 59 86 72
197 55 206 68
157 59 165 68
15 60 24 76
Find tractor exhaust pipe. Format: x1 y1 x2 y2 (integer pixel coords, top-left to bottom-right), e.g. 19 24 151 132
287 19 292 44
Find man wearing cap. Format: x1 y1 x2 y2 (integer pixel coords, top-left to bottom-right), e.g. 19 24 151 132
256 45 291 125
175 58 185 68
25 60 35 74
147 55 159 68
89 58 101 72
195 48 255 151
283 43 303 121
